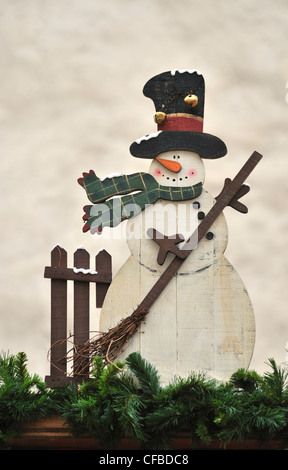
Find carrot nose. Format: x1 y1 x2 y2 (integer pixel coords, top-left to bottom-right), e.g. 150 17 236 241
155 157 182 173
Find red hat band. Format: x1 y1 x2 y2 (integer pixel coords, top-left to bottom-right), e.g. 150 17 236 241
156 113 203 133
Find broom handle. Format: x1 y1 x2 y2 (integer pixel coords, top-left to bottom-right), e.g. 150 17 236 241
136 151 263 312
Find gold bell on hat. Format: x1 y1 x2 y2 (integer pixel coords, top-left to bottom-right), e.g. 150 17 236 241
184 94 198 108
154 112 167 124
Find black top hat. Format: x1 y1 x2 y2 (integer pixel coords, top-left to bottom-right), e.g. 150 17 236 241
130 69 227 159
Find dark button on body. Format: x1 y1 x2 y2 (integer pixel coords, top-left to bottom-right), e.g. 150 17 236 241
193 201 201 209
205 232 214 240
198 211 205 220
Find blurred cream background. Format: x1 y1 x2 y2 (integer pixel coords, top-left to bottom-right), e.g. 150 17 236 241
0 0 287 378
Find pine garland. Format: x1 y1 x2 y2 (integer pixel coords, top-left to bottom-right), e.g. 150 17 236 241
1 351 288 449
0 352 52 443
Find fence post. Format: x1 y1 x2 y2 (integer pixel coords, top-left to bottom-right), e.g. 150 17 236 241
96 250 112 308
73 247 90 379
46 245 68 387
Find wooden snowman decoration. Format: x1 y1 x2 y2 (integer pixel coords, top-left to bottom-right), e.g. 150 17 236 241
78 70 260 383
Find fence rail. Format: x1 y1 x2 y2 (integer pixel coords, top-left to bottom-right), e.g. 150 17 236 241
44 245 112 387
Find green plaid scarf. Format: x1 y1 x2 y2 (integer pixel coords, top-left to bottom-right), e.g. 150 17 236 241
79 171 202 233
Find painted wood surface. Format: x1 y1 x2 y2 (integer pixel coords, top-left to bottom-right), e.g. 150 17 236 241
10 416 283 450
100 188 255 384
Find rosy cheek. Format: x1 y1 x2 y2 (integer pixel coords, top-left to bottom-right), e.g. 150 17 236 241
154 168 162 177
187 169 197 177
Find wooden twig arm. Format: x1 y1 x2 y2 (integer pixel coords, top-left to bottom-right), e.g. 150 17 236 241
216 178 251 213
146 228 187 265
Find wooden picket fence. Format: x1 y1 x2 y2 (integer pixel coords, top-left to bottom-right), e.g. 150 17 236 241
44 245 112 387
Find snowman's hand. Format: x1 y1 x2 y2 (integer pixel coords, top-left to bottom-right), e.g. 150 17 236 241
216 178 250 213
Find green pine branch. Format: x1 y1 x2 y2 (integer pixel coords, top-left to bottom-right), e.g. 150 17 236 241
1 352 288 449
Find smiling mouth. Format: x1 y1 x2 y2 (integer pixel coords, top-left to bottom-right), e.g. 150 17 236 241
155 157 182 173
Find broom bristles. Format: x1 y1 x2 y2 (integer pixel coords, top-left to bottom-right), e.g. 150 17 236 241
48 308 149 377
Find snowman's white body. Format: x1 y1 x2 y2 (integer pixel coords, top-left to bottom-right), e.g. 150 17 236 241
99 151 255 383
